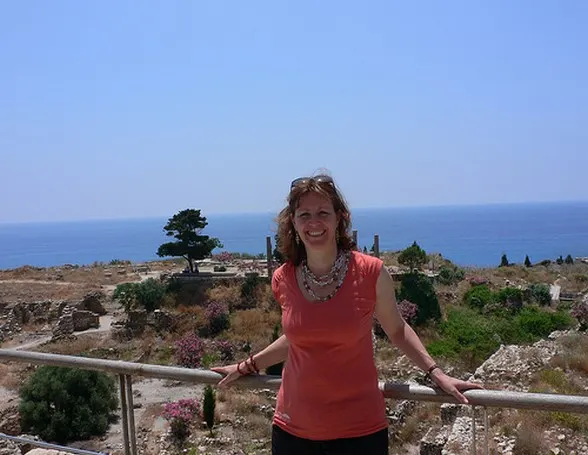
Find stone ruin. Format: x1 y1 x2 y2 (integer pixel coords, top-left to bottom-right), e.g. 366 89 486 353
111 309 175 341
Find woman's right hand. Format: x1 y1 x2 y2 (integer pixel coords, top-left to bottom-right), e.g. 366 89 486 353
211 363 243 388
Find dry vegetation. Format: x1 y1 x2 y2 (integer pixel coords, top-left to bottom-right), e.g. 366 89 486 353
0 281 99 304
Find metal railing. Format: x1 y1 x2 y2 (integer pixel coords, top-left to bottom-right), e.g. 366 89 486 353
1 348 587 455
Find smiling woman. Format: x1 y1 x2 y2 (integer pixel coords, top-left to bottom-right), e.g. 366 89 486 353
212 171 483 455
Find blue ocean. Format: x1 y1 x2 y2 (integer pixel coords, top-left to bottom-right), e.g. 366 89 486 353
1 202 587 270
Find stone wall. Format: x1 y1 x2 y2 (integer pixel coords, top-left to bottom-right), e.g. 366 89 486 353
72 310 100 331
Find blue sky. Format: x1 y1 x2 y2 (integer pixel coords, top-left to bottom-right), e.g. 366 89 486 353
1 1 586 223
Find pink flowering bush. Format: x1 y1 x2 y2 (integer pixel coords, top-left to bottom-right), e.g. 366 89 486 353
398 300 418 325
571 303 588 331
468 275 489 286
162 398 200 441
205 301 230 336
174 333 204 368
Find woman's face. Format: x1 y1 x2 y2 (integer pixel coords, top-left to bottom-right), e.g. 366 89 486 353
291 192 339 252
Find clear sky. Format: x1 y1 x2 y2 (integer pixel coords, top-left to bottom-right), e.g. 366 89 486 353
1 1 586 223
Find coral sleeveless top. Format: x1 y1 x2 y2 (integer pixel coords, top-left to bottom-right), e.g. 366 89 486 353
271 251 388 441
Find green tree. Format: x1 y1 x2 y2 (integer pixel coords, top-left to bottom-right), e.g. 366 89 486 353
202 385 216 436
398 241 427 271
565 254 574 265
19 366 118 444
524 255 532 268
500 254 509 267
556 255 564 265
266 324 284 376
157 209 223 273
398 272 441 325
362 246 368 254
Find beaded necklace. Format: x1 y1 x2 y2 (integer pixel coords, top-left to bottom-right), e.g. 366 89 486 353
301 250 350 302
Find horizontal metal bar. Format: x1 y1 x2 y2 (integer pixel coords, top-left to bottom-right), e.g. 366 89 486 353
380 383 588 414
2 349 588 414
0 432 107 455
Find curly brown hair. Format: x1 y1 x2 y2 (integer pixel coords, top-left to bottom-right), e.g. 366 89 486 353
275 174 355 265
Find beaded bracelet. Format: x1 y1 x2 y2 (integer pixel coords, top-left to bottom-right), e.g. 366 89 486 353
248 354 260 374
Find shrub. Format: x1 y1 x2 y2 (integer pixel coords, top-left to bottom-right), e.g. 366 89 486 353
500 254 509 267
175 333 205 368
528 283 551 306
241 274 262 306
202 385 216 436
398 300 418 325
398 272 441 325
205 301 230 336
467 275 489 286
163 398 200 441
496 287 524 313
464 285 495 310
539 259 552 266
213 340 237 361
113 278 166 312
515 306 574 340
213 265 227 272
437 266 465 286
19 366 118 444
565 254 574 265
571 303 588 331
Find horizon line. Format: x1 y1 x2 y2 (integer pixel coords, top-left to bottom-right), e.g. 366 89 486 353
1 198 587 226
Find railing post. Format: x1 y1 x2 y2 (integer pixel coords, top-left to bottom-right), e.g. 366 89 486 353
373 234 380 258
352 230 358 249
124 375 138 455
483 407 489 455
471 405 477 455
266 236 273 277
119 375 131 455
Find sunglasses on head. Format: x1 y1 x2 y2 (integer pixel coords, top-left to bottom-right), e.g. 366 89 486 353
290 175 334 190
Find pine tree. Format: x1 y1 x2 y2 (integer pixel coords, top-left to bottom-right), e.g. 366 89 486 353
524 255 532 268
565 254 574 265
202 385 216 436
500 254 509 267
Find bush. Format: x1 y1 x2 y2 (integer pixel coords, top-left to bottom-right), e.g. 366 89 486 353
529 283 551 306
496 287 524 313
163 398 200 441
515 306 574 339
241 274 262 306
175 333 205 368
427 306 575 368
571 303 588 331
437 266 465 286
213 265 227 272
464 285 495 310
213 340 237 361
202 385 216 436
398 300 418 325
19 366 118 444
113 278 167 312
398 272 441 325
204 301 230 336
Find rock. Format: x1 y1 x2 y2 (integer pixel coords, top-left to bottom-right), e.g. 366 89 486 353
77 291 107 315
420 425 449 455
440 404 459 425
0 438 20 455
0 405 21 435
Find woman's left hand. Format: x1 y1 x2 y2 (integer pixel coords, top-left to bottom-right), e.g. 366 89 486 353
429 369 484 405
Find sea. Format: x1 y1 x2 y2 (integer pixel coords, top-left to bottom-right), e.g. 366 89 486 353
1 201 587 270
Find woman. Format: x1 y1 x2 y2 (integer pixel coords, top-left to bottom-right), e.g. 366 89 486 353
212 173 482 454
